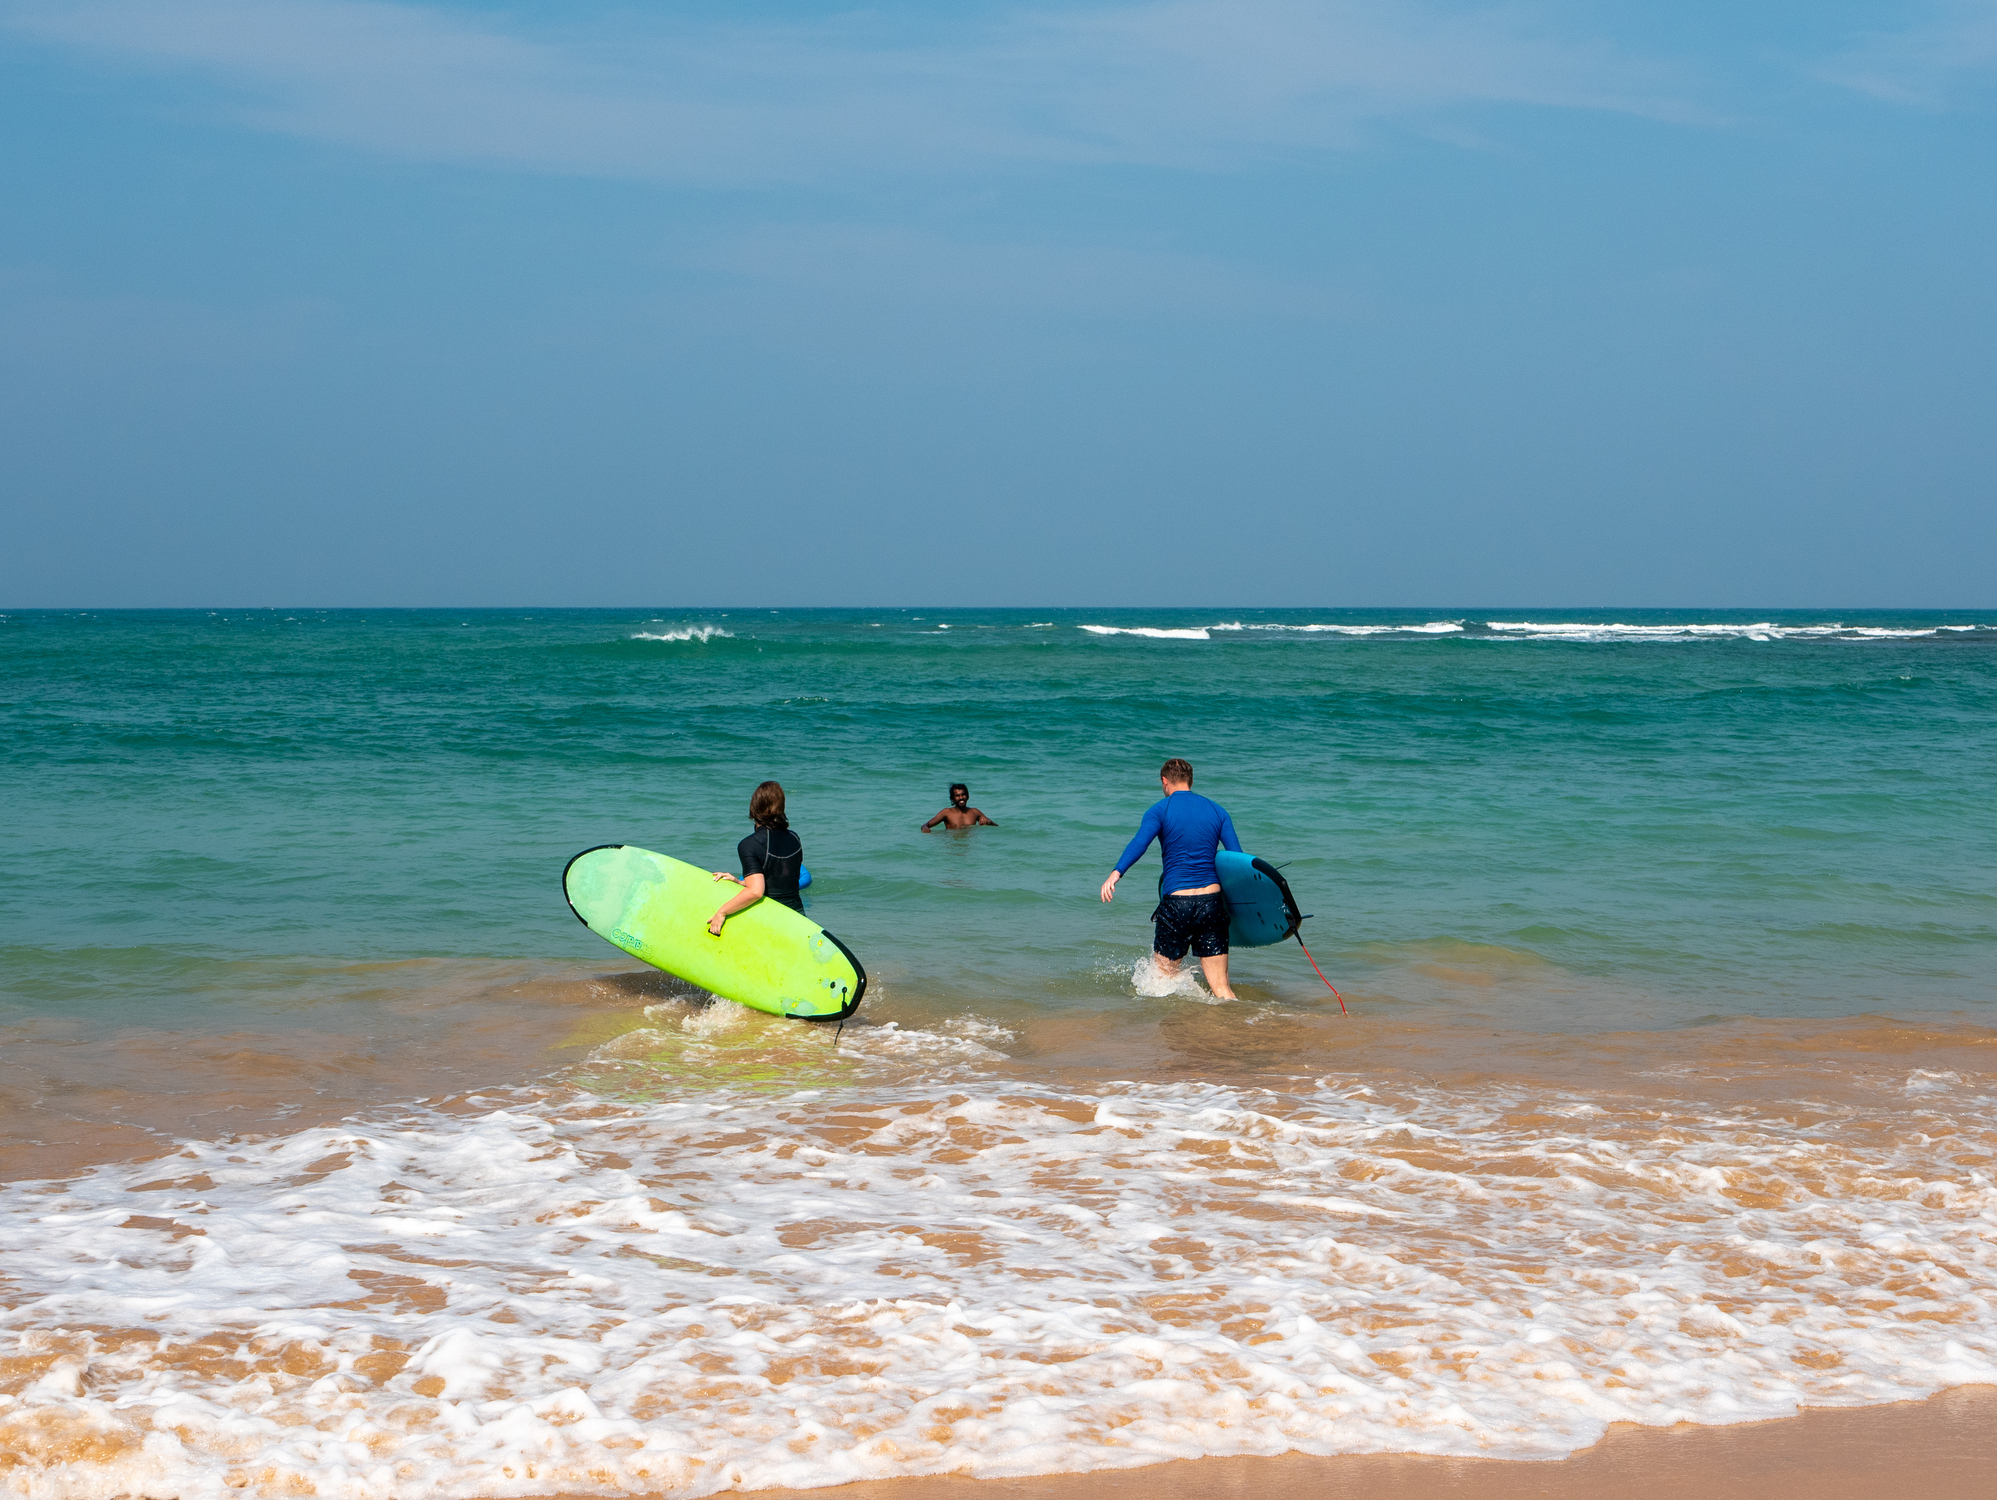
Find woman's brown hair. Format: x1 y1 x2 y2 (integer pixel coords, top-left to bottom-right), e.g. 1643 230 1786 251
750 780 789 829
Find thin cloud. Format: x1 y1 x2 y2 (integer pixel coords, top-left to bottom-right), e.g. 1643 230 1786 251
4 0 1700 183
1035 0 1704 158
1818 0 1997 106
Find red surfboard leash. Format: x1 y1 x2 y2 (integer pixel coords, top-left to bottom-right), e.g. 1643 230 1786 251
1296 935 1347 1015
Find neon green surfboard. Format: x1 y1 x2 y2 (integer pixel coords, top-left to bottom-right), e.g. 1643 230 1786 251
563 844 865 1022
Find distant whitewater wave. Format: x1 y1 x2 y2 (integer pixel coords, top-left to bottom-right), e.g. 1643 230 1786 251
1480 621 1989 643
1079 625 1212 640
1211 620 1466 635
1082 621 1462 640
630 625 732 643
1080 620 1990 644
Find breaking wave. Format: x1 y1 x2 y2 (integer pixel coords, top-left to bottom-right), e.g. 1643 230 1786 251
1079 625 1213 640
1076 620 1993 644
630 626 733 643
1479 621 1992 643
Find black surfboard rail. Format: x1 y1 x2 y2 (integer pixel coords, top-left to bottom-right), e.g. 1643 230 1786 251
805 930 868 1022
1250 856 1307 944
563 844 626 926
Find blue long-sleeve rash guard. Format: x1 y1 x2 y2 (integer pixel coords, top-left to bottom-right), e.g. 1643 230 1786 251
1115 791 1242 893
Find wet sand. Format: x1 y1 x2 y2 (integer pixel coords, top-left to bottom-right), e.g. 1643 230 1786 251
0 960 668 1184
714 1385 1997 1499
13 954 1993 1191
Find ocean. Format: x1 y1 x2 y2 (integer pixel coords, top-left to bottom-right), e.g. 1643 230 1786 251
3 607 1995 1497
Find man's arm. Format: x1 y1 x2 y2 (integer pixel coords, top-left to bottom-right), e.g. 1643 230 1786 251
1102 803 1164 902
1116 802 1164 873
1218 808 1243 854
921 808 949 831
972 808 997 826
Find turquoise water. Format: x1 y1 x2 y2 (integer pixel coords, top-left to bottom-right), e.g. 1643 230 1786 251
6 607 1996 1030
6 608 1997 1497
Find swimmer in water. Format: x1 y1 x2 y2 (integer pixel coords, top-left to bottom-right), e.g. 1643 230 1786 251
922 783 997 831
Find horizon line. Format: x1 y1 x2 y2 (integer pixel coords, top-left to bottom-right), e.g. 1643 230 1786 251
5 604 1996 615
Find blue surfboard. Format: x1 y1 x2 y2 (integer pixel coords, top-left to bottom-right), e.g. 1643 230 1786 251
1217 850 1305 948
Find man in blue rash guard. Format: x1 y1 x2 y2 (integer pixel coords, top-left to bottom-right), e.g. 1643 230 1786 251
1100 758 1242 999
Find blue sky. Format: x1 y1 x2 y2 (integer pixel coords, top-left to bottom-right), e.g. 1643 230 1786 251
3 0 1993 606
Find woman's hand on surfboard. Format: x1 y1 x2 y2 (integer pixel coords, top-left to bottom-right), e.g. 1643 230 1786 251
1100 870 1121 903
706 872 765 935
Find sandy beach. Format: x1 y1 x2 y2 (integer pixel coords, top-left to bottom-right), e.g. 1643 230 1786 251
717 1385 1997 1499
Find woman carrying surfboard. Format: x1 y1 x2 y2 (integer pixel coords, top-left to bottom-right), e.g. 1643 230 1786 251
1099 758 1242 999
708 781 806 934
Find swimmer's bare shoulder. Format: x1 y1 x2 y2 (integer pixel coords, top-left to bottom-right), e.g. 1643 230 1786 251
921 806 998 830
922 784 997 831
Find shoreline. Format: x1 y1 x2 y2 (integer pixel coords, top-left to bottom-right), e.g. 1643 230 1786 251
663 1386 1997 1500
0 958 665 1184
7 953 1992 1187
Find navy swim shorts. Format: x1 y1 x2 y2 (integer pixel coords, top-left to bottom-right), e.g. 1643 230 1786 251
1151 892 1229 961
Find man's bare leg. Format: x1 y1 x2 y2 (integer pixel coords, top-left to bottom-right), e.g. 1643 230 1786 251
1200 953 1236 999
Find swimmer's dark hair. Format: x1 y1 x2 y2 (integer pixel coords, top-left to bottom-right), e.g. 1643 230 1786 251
1160 758 1194 786
750 780 789 829
949 783 969 798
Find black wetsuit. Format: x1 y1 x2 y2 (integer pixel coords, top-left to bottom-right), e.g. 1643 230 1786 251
737 825 805 914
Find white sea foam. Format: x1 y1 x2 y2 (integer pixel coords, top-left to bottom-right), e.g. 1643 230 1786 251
1079 620 1986 644
1904 1069 1962 1097
1080 623 1467 640
838 1019 1009 1063
1130 953 1226 1000
1209 621 1465 635
630 626 732 643
1479 621 1977 643
941 1016 1019 1047
675 998 752 1037
4 1068 1996 1499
